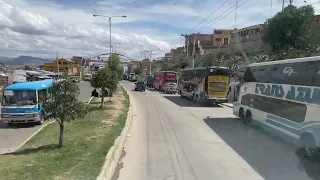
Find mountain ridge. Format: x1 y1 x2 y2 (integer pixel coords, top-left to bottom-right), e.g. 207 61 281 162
0 56 53 66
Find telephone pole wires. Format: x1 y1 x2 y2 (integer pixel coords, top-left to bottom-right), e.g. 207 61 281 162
141 50 153 75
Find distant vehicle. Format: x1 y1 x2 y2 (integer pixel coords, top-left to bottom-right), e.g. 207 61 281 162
122 74 128 80
13 70 27 83
129 73 138 82
137 75 145 83
1 80 54 125
83 74 92 81
145 76 154 88
233 56 320 157
69 76 80 83
163 82 177 94
154 71 178 91
128 73 135 81
134 81 145 91
178 67 231 105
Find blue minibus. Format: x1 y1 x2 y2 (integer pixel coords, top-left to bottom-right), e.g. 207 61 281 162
1 80 54 125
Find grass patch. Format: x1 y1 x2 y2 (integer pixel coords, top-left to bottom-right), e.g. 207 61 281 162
0 86 129 180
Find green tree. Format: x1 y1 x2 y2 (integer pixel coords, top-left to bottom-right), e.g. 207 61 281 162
108 54 123 80
263 5 315 52
90 68 118 107
133 67 142 75
43 79 87 148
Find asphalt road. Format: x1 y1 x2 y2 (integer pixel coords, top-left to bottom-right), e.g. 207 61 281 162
0 81 92 154
114 81 320 180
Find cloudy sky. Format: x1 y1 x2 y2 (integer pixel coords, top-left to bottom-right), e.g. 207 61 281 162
0 0 319 60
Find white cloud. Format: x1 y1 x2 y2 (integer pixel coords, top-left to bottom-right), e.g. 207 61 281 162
0 0 319 61
0 0 179 59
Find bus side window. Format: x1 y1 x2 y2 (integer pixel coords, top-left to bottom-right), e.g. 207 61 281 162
276 62 314 86
38 89 47 104
243 67 256 83
311 61 320 86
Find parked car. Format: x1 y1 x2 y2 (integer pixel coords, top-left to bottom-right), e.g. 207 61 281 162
163 82 177 94
134 81 146 91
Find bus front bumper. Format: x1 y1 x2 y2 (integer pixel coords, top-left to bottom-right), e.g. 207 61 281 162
209 99 228 104
1 114 40 124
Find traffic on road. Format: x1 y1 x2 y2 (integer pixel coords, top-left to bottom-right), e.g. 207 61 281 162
119 58 320 180
2 57 320 180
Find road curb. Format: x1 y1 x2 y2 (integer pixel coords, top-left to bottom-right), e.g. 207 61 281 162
0 120 56 155
222 103 233 108
96 83 133 180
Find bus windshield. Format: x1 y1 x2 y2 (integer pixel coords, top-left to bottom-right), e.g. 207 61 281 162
2 90 37 106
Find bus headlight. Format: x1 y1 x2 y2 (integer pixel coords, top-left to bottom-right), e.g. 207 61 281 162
25 114 34 118
2 114 10 118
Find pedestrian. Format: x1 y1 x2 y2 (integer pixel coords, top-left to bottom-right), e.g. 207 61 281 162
103 89 109 97
88 89 99 104
91 89 99 97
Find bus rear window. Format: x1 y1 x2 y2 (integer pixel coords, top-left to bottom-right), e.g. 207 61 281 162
208 68 230 76
165 73 176 76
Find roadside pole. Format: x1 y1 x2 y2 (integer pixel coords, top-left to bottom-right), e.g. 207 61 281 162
56 52 60 79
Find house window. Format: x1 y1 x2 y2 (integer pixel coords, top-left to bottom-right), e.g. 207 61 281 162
215 38 221 41
215 30 223 34
255 28 260 33
223 38 229 44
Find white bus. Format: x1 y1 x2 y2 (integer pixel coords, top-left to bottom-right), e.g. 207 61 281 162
233 56 320 157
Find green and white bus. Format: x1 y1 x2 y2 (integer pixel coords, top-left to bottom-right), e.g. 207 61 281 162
233 56 320 156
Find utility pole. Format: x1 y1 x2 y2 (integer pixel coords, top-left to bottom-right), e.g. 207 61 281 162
109 17 112 60
192 38 195 68
282 0 285 12
56 52 60 79
270 0 272 18
234 0 238 29
181 33 189 62
289 0 293 5
142 50 152 75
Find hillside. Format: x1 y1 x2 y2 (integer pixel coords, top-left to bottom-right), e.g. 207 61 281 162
0 56 52 66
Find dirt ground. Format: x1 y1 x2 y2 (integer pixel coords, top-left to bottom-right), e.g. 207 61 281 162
102 86 127 126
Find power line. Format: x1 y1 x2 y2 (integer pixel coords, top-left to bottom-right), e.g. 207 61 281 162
141 50 153 75
188 0 230 33
83 0 109 21
311 0 320 5
194 0 246 32
198 0 250 32
195 0 248 33
237 0 282 28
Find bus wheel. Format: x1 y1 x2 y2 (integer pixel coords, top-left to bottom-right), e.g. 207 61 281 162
180 91 184 98
36 115 44 125
244 110 252 124
192 94 197 103
300 132 318 157
239 108 245 120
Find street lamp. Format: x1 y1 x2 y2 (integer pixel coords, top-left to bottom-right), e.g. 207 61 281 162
93 14 127 60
